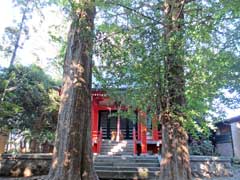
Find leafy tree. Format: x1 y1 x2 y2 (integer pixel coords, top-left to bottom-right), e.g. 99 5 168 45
94 0 240 179
0 64 59 138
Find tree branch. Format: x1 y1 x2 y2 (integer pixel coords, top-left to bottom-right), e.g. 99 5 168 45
104 0 166 27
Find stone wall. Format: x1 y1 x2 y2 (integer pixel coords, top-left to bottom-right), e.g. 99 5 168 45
190 156 233 178
0 154 51 177
0 154 233 178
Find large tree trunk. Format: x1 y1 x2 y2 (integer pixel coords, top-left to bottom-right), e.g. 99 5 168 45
47 1 98 180
159 1 192 180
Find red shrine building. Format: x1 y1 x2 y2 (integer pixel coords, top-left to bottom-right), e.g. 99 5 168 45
91 90 162 155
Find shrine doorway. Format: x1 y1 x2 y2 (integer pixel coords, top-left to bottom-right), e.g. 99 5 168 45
98 110 134 140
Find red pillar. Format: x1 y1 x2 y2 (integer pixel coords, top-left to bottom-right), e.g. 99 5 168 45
139 111 147 154
116 111 121 142
92 97 99 132
138 121 141 141
91 97 99 153
152 114 159 141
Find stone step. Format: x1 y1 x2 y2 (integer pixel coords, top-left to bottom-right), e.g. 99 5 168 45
100 151 133 154
101 148 133 151
95 166 160 172
101 140 134 156
101 144 133 146
101 147 133 150
96 170 160 179
101 145 133 147
95 159 158 163
94 155 160 179
95 155 158 159
101 143 134 146
101 143 133 146
95 158 159 163
102 139 133 143
100 152 134 156
101 147 133 149
100 148 133 150
101 148 133 152
95 162 160 167
101 146 133 149
102 140 133 142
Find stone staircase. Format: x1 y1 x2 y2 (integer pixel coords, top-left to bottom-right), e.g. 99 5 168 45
100 140 134 156
94 155 161 179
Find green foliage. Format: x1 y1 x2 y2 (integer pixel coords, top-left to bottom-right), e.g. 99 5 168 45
94 0 240 137
189 139 218 156
48 21 68 76
0 64 60 133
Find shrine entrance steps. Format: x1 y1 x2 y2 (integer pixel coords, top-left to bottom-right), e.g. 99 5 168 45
100 140 134 156
94 155 161 179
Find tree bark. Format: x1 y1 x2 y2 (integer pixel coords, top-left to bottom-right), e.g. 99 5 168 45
159 1 192 180
47 1 98 180
9 0 29 68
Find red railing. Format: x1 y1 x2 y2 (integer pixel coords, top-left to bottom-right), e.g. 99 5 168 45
92 128 102 154
97 128 103 153
133 128 137 155
158 130 162 140
141 126 147 154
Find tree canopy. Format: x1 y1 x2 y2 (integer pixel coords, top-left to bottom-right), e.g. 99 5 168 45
94 0 240 136
0 64 59 136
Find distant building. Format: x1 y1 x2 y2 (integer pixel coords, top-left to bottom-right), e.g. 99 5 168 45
215 115 240 158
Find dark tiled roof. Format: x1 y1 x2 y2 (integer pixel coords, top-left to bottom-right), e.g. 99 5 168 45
228 115 240 123
216 115 240 126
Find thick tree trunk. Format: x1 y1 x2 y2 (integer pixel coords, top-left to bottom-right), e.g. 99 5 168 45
159 1 192 180
47 1 98 180
160 112 191 180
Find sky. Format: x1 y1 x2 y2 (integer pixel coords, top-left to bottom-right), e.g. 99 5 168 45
0 0 239 119
0 0 65 77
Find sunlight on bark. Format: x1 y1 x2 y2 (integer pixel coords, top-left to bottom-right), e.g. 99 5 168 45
52 158 58 169
82 170 88 177
64 151 71 167
161 152 172 165
71 61 86 86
